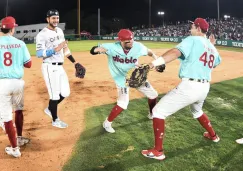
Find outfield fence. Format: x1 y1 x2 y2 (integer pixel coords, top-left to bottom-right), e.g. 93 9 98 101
24 34 243 48
93 36 243 48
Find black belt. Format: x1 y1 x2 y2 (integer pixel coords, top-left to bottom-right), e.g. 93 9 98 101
189 78 209 83
43 62 63 65
52 62 63 65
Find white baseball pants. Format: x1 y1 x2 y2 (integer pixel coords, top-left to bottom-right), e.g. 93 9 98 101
152 78 210 119
41 63 70 100
117 81 158 109
0 79 24 122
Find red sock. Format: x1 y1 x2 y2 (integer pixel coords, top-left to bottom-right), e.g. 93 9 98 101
15 110 23 136
148 98 157 114
153 118 165 151
107 105 124 122
4 121 17 148
197 113 216 137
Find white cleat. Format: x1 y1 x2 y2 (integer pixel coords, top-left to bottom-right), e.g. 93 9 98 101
147 112 153 120
103 118 115 133
44 107 52 118
52 118 68 128
5 147 21 158
236 138 243 144
17 136 30 147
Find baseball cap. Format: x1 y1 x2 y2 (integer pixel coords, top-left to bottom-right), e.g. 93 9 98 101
190 18 209 32
47 9 59 17
116 29 133 41
1 16 18 29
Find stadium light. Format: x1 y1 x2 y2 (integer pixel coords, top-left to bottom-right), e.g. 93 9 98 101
224 15 230 20
158 11 165 26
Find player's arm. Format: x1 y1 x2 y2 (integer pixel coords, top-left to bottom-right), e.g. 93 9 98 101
90 46 107 55
209 34 216 45
36 34 67 58
149 48 181 68
63 46 78 64
63 45 86 78
147 49 158 59
150 37 193 68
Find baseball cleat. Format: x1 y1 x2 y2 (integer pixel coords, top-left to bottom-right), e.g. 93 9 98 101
236 138 243 144
141 148 166 160
44 107 52 118
203 132 220 142
17 136 30 147
52 119 68 128
103 118 115 133
147 112 153 120
5 146 21 158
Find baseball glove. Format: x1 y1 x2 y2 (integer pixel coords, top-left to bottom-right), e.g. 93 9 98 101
125 64 150 88
155 64 166 73
75 63 86 78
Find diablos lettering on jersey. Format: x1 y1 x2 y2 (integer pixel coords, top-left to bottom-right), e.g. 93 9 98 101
112 55 137 64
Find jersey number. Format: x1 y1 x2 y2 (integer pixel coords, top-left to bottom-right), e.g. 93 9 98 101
3 52 13 66
199 52 214 68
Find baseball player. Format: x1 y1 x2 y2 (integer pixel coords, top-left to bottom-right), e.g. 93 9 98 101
0 16 32 157
141 18 222 160
90 29 163 133
36 9 85 128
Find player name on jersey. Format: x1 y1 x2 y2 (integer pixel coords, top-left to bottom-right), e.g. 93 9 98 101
0 44 21 49
203 45 215 54
112 55 137 64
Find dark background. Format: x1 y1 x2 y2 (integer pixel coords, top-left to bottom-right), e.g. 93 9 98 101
0 0 242 34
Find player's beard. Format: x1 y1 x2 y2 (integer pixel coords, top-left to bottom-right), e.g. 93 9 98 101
49 22 58 29
124 42 133 50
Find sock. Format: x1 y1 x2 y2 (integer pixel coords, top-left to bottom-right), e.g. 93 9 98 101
153 118 165 151
58 94 65 104
197 113 216 137
107 105 124 122
49 100 58 121
4 121 17 148
148 98 157 114
15 110 23 136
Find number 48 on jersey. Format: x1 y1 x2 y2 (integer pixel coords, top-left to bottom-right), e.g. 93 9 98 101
199 52 215 69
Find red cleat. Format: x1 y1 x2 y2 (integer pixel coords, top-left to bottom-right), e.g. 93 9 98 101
203 132 220 142
141 148 166 160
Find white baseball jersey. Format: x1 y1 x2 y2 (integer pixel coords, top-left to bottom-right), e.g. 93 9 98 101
35 26 70 100
36 27 65 63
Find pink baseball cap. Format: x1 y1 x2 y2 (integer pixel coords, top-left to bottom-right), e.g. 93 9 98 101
1 16 18 29
191 18 209 32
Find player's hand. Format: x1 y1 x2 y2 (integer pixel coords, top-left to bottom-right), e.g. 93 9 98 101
94 47 107 54
209 34 216 45
55 41 67 52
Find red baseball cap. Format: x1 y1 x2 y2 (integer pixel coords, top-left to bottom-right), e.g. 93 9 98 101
1 16 18 29
116 29 133 41
191 18 209 32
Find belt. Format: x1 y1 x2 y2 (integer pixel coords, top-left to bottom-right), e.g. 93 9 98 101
182 78 209 83
43 62 63 65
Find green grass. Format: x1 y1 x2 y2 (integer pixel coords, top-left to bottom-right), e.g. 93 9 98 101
27 40 243 56
63 77 243 171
